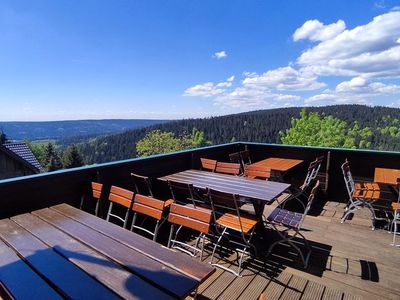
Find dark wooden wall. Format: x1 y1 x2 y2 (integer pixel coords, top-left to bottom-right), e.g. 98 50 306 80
0 152 36 180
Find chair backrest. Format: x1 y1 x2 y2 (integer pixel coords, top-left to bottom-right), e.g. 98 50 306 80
131 172 154 197
91 182 103 200
239 150 252 164
132 194 165 220
302 156 323 190
299 180 320 227
229 152 241 164
244 165 271 180
341 159 355 199
215 162 241 175
200 158 217 172
168 180 200 207
109 185 134 209
168 203 212 234
207 188 244 229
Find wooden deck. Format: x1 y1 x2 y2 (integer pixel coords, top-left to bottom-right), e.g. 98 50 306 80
188 201 400 300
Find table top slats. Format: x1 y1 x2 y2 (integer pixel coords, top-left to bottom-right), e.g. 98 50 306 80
33 207 198 299
250 157 303 172
11 213 173 300
51 203 214 284
374 168 400 186
0 218 118 300
159 169 290 202
0 239 62 300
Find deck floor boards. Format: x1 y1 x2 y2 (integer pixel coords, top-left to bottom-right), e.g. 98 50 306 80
190 201 400 300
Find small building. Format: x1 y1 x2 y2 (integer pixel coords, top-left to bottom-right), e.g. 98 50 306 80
0 142 42 179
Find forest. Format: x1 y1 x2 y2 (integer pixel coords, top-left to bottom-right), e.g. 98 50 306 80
71 105 400 164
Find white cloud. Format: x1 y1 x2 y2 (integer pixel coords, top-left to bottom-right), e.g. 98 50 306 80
305 77 400 104
296 11 400 78
272 94 301 101
293 19 346 42
183 82 225 97
214 88 268 109
213 51 227 59
242 66 326 91
227 75 235 82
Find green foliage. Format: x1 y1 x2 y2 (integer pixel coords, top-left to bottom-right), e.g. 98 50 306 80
25 141 47 166
43 142 63 171
62 144 84 168
280 109 373 149
136 128 210 157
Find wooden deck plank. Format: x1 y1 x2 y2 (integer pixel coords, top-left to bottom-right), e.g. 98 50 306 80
0 239 61 300
301 281 325 300
280 274 308 300
0 218 118 300
11 213 174 300
51 203 214 283
33 207 198 299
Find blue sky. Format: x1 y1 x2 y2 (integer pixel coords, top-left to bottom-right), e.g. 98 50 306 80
1 0 400 121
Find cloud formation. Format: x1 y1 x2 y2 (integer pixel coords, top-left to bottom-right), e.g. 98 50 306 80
213 51 227 59
184 10 400 109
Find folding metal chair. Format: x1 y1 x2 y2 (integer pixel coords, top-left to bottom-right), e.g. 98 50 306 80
265 180 319 268
106 185 134 228
130 194 172 241
341 159 391 229
229 152 243 174
168 180 205 207
215 162 241 176
167 202 213 260
80 182 103 216
131 172 154 197
239 150 252 165
391 178 400 246
200 158 217 172
208 188 258 276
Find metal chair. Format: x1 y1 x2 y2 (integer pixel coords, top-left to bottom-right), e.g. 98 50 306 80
80 182 103 216
167 202 213 260
341 159 391 229
200 158 217 172
130 194 172 241
239 150 252 165
215 162 241 176
106 185 134 228
229 152 243 174
168 180 205 207
265 180 319 268
208 188 258 277
391 178 400 246
131 172 154 197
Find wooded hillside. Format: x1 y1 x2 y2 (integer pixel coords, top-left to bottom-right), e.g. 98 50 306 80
73 105 400 164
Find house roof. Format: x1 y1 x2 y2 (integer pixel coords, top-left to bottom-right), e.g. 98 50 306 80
1 142 42 172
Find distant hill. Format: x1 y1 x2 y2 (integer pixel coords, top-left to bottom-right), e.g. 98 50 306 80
0 119 168 141
75 105 400 164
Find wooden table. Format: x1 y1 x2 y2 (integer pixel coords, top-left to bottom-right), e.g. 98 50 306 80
0 204 214 299
251 157 304 172
159 169 290 204
374 168 400 186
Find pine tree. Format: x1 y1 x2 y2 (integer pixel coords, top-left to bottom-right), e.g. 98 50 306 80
0 130 8 144
43 142 63 171
62 144 84 168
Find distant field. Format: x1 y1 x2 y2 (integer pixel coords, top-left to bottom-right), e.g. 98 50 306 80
0 119 168 141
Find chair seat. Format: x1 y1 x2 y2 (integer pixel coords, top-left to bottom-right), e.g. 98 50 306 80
355 182 380 191
216 213 258 234
392 203 400 210
267 207 302 229
352 189 391 200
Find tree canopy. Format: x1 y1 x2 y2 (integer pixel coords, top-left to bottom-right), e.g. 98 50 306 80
62 144 84 168
136 128 210 157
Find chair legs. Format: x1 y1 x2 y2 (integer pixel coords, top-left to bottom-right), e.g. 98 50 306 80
341 200 377 230
168 224 207 260
266 224 311 269
210 227 256 277
131 213 166 242
106 202 130 228
392 221 400 247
